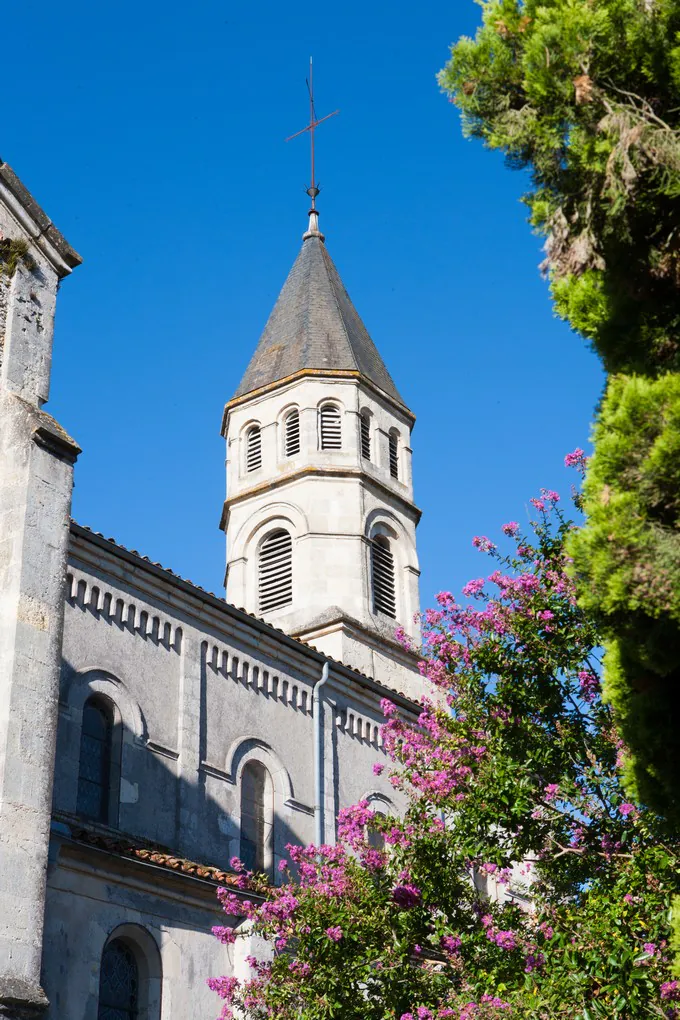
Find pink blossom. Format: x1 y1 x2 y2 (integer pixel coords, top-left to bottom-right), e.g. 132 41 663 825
472 535 496 553
619 802 635 817
544 783 560 802
564 447 587 470
530 497 546 512
207 975 240 1002
578 670 599 702
212 925 237 945
501 521 520 536
392 884 422 909
462 578 485 598
325 925 343 942
494 929 517 951
372 762 385 776
661 981 680 1001
229 856 244 872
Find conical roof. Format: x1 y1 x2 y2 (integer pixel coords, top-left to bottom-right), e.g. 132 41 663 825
233 225 404 405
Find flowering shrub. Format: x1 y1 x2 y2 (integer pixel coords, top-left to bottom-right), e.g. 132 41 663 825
210 494 678 1019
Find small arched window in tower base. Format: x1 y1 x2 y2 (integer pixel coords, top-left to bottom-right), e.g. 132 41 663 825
259 529 293 613
371 536 396 618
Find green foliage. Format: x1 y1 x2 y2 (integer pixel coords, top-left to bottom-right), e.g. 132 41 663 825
569 372 680 817
211 507 680 1020
0 237 34 279
439 0 680 820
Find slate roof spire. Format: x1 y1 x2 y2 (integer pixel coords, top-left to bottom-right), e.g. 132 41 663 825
233 207 405 406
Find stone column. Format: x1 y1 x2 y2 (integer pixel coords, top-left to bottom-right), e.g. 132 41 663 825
0 163 81 1018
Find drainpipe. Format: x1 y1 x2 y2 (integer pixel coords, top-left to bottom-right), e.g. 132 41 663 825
313 661 330 847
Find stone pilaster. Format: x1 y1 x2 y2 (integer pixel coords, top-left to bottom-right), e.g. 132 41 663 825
0 162 80 1017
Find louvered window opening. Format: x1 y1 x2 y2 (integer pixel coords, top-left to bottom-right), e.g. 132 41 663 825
372 537 396 618
388 433 399 479
259 530 292 613
246 426 262 472
284 410 300 457
320 405 342 450
360 414 371 460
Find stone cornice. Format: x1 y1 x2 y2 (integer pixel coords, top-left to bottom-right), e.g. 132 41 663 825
220 466 422 527
0 160 81 278
222 368 416 434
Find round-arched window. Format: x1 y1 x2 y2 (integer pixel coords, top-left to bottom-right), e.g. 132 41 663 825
258 529 293 613
98 938 139 1020
284 409 300 457
319 404 342 450
388 430 399 479
371 535 396 618
240 760 273 876
77 697 116 824
245 425 262 472
360 412 371 461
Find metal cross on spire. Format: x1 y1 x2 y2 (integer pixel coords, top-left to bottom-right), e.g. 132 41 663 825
286 58 339 212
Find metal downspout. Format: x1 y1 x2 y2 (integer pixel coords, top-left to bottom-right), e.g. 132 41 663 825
313 661 329 846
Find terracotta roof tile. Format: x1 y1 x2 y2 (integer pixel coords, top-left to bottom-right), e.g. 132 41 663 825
68 823 255 889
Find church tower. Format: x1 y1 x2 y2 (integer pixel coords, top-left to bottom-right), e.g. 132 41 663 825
221 205 423 698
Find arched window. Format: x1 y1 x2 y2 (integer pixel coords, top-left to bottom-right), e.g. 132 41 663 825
360 412 371 461
388 431 399 479
77 697 116 824
240 761 272 875
245 425 262 472
284 409 300 457
98 938 139 1020
319 404 342 450
258 529 292 613
367 810 386 851
371 536 396 618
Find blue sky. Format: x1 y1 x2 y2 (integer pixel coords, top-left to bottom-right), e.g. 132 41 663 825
4 0 604 608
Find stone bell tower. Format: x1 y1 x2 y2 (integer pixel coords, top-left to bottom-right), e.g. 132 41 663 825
0 161 81 1018
220 205 424 699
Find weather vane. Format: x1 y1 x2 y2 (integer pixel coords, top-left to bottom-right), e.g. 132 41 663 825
286 58 339 210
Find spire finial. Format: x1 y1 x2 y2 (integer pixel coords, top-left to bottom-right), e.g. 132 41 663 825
285 58 339 241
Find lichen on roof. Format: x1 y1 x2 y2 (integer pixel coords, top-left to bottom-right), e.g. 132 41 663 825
234 234 405 405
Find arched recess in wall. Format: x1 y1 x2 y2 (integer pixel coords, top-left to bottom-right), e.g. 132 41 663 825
97 923 162 1020
318 400 343 451
76 695 119 826
225 736 295 803
228 501 308 611
362 792 395 852
364 509 419 623
66 669 146 742
226 737 295 879
279 404 301 458
240 419 263 474
62 669 147 819
359 407 373 462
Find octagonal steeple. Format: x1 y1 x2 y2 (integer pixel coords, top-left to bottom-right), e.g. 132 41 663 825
233 212 406 408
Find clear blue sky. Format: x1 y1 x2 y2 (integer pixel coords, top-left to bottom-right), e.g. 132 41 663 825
3 0 604 609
